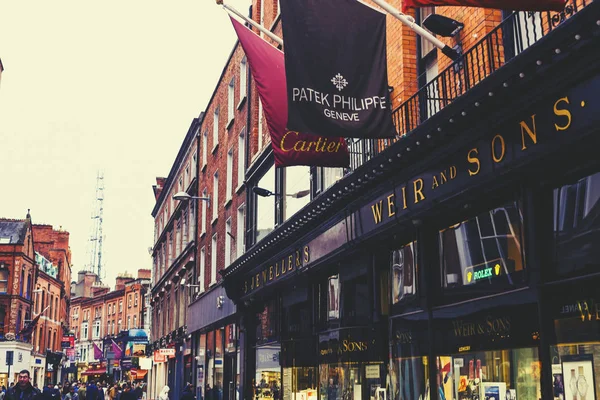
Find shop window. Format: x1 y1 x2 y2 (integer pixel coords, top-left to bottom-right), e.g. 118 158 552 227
256 299 280 345
439 201 525 293
254 165 276 244
327 276 340 321
313 167 344 195
215 327 224 396
391 241 417 305
255 344 281 400
553 171 600 276
283 166 311 221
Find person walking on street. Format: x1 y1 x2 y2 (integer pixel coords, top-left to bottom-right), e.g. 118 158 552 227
158 386 169 400
6 370 42 400
180 384 195 400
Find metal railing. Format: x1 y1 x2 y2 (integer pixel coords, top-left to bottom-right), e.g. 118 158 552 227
347 0 590 172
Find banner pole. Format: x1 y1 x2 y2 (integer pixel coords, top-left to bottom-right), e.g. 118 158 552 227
368 0 460 60
219 1 284 46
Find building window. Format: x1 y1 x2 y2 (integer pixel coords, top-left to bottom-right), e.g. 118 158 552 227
176 219 182 255
228 78 235 125
135 293 139 307
553 171 600 276
213 107 220 151
239 57 247 103
283 166 310 221
119 300 123 312
93 320 101 339
133 315 137 328
314 167 343 195
211 234 218 285
439 200 525 292
226 148 233 202
118 319 122 332
225 218 232 268
183 208 189 247
392 241 417 304
189 201 195 242
236 204 245 260
213 172 219 222
254 165 276 244
82 322 88 339
202 188 208 235
238 127 246 189
200 247 206 293
0 266 8 293
128 294 132 308
0 306 6 338
127 316 131 330
202 130 208 169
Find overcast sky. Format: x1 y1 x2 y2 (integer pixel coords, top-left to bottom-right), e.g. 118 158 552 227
0 0 250 289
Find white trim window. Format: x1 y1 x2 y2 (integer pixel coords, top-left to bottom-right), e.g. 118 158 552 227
226 148 233 203
236 204 245 260
228 78 235 125
239 57 247 104
237 127 246 189
225 218 232 268
202 130 208 169
202 188 208 235
213 107 220 151
199 247 206 293
212 171 219 222
211 234 218 285
93 320 101 339
258 99 264 150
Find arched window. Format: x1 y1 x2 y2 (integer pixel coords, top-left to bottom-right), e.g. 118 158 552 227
26 274 32 300
16 306 22 334
54 297 58 321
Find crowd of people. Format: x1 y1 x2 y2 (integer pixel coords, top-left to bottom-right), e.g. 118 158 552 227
0 370 149 400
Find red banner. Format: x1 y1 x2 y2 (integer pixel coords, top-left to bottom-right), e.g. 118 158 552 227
402 0 566 12
230 17 350 167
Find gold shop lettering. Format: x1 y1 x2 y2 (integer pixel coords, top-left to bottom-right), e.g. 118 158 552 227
452 316 511 338
369 92 581 226
243 245 310 294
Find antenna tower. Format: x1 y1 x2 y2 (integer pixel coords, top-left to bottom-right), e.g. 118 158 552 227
86 171 105 278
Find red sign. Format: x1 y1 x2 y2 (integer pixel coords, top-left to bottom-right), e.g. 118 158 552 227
153 350 166 363
61 336 75 349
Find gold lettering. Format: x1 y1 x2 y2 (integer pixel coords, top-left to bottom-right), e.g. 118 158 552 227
387 194 395 217
413 178 425 203
275 263 280 277
327 142 337 152
304 245 310 263
440 171 447 184
269 266 274 280
335 142 342 152
295 250 301 267
401 186 407 210
371 201 384 224
450 165 457 179
431 176 439 190
288 255 293 271
467 148 480 176
293 140 307 152
554 97 572 131
281 261 286 275
262 270 267 283
491 134 506 163
520 114 538 150
306 141 315 152
287 256 293 271
255 273 260 287
280 131 298 152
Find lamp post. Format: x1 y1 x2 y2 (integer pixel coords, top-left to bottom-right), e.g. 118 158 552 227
173 192 211 204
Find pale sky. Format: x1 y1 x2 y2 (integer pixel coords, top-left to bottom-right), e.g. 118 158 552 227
0 0 250 289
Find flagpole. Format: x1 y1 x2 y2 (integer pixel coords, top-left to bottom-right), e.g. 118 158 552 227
218 0 284 46
367 0 460 60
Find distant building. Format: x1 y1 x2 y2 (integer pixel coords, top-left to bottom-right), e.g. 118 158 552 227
69 269 150 382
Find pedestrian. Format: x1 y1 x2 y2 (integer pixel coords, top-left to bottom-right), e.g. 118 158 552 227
158 386 169 400
5 370 42 400
180 384 195 400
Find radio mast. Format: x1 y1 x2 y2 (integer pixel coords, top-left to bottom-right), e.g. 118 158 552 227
86 171 105 278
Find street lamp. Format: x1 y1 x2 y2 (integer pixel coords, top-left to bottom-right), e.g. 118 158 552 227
173 192 211 205
252 187 311 199
179 278 202 288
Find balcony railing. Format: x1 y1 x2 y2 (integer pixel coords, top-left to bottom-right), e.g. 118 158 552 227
347 0 589 171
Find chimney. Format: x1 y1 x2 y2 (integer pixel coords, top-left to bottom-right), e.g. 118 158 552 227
137 269 151 280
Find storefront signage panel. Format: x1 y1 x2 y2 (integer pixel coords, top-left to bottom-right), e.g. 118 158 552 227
318 326 385 364
358 74 600 237
433 303 539 354
391 313 429 358
242 245 311 295
550 278 600 344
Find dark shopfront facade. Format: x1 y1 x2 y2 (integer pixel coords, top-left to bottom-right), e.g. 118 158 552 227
223 3 600 400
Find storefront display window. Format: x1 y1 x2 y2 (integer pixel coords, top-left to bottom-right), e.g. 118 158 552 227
439 201 525 292
256 165 276 244
391 241 417 305
255 344 282 400
328 276 340 321
284 166 311 221
198 333 206 400
390 313 429 400
257 299 280 345
206 330 215 392
553 171 600 276
215 327 224 399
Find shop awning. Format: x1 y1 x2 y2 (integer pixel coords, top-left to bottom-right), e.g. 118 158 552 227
81 368 107 376
130 369 148 379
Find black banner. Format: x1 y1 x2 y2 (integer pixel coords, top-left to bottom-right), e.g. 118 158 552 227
280 0 396 138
